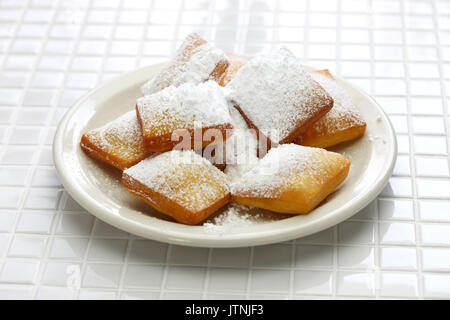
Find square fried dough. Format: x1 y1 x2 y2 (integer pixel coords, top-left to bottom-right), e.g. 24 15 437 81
219 52 247 87
226 48 333 147
231 144 350 214
122 150 231 225
136 81 233 152
294 70 366 148
80 111 153 170
141 33 229 95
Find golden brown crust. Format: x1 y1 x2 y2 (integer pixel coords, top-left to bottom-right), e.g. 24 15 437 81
80 134 123 170
232 149 350 214
225 55 334 154
295 124 366 149
233 94 333 155
136 102 233 152
313 69 333 78
294 69 367 149
122 173 230 225
219 53 247 86
176 33 208 66
80 130 152 171
188 33 230 85
147 33 228 92
210 59 230 85
279 91 334 144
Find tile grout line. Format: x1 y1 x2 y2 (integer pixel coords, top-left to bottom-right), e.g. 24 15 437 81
431 0 450 187
22 0 73 299
0 1 34 175
74 218 97 300
286 0 296 294
3 256 450 273
31 188 69 298
3 48 449 60
4 231 450 245
244 246 255 300
50 0 99 300
271 0 279 52
0 0 35 287
288 241 296 299
115 235 133 300
368 0 382 300
199 0 217 301
236 0 248 55
1 0 449 300
153 0 185 301
335 0 342 77
400 0 425 300
134 0 156 70
331 227 338 299
4 22 448 32
430 0 450 297
158 244 172 300
374 199 381 298
80 0 126 300
303 0 310 63
3 5 450 17
201 248 213 300
115 0 156 302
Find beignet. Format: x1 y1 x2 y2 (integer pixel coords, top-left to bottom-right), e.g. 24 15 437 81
226 47 333 148
122 150 230 225
231 144 350 214
136 81 233 152
219 52 247 87
294 70 366 148
141 33 229 95
80 111 153 170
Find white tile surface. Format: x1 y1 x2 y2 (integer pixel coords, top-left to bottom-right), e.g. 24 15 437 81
294 270 333 296
379 273 419 298
123 265 164 289
0 0 449 300
336 271 376 297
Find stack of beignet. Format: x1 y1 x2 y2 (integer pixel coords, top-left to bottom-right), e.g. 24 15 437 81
80 33 366 225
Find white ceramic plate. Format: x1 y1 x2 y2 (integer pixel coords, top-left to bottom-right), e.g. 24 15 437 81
53 63 397 248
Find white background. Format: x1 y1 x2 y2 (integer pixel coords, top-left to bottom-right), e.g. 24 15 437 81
0 0 450 299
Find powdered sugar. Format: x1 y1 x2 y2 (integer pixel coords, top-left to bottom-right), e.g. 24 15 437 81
203 203 259 234
310 72 365 132
137 81 232 136
89 110 145 157
228 103 248 130
141 35 228 95
231 144 329 198
226 47 332 144
223 106 260 183
124 150 230 212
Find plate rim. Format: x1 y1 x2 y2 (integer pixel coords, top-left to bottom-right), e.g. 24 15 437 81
53 63 397 248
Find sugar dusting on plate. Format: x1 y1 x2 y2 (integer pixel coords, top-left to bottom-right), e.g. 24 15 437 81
203 203 259 234
202 203 289 234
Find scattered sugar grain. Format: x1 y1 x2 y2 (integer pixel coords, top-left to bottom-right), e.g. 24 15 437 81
203 204 260 234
